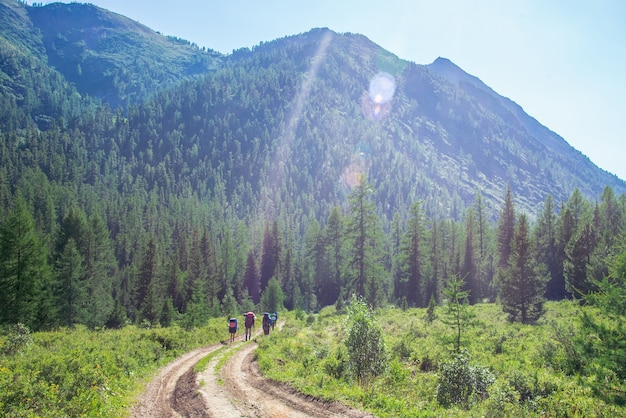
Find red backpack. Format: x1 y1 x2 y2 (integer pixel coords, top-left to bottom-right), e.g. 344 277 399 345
245 313 255 328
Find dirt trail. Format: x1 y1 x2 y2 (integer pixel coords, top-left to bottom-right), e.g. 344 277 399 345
128 342 223 418
129 324 374 418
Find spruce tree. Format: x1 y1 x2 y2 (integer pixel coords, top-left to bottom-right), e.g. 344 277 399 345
497 185 515 270
242 250 260 304
535 195 563 300
498 214 547 323
564 223 598 298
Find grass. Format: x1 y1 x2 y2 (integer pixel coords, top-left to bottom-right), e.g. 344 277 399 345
255 302 626 417
0 318 227 417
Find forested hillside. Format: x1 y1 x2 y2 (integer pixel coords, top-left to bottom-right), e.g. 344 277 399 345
1 0 625 332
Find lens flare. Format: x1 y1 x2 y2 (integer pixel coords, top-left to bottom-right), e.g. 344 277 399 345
369 72 395 104
362 72 396 120
341 142 371 189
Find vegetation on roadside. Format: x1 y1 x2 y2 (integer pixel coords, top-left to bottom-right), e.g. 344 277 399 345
256 301 626 417
0 319 225 417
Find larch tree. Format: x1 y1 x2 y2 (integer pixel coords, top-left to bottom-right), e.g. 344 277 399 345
344 181 386 309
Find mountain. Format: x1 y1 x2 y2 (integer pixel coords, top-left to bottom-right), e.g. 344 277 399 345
1 0 222 108
1 0 624 224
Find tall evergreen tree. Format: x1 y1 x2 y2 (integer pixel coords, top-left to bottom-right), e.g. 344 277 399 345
0 198 52 329
260 220 280 292
535 195 563 300
598 186 623 250
83 213 116 328
54 238 86 327
461 208 479 304
497 186 516 270
135 235 157 315
564 223 598 298
305 220 329 307
498 214 546 323
344 181 386 308
325 206 344 306
242 250 260 304
397 202 426 307
473 192 495 300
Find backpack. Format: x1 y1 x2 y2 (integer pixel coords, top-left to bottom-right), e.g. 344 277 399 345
245 313 255 328
263 313 271 327
229 318 238 329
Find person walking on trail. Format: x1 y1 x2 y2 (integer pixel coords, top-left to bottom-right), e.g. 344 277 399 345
228 317 238 343
270 312 277 331
262 312 271 335
244 312 255 341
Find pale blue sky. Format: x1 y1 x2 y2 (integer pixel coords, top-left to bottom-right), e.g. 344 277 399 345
46 1 626 181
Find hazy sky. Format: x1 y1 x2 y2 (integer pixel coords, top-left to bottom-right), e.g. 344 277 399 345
46 1 626 180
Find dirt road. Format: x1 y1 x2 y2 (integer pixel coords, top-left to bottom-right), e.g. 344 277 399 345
129 326 374 418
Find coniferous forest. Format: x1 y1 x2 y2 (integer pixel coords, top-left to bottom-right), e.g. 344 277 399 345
2 1 626 415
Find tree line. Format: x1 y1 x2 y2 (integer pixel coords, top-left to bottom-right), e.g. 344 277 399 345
1 173 623 331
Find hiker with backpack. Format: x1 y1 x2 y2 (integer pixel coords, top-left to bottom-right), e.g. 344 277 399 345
270 312 277 330
244 311 255 341
228 317 238 343
262 312 271 335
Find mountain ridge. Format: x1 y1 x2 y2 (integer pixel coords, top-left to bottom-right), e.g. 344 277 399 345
1 0 624 222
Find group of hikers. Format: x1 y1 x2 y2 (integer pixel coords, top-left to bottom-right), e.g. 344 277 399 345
229 311 277 343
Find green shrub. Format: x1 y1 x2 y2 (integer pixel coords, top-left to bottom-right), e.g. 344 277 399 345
2 323 32 355
345 296 387 385
436 348 495 409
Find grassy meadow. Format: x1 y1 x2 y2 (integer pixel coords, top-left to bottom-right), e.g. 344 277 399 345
255 302 626 417
0 319 227 417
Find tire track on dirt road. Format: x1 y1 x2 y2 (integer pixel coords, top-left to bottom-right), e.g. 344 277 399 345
130 322 374 417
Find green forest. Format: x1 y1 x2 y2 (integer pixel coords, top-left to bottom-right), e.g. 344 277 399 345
1 1 626 415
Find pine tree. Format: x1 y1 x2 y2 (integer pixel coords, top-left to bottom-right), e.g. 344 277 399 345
498 214 546 323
